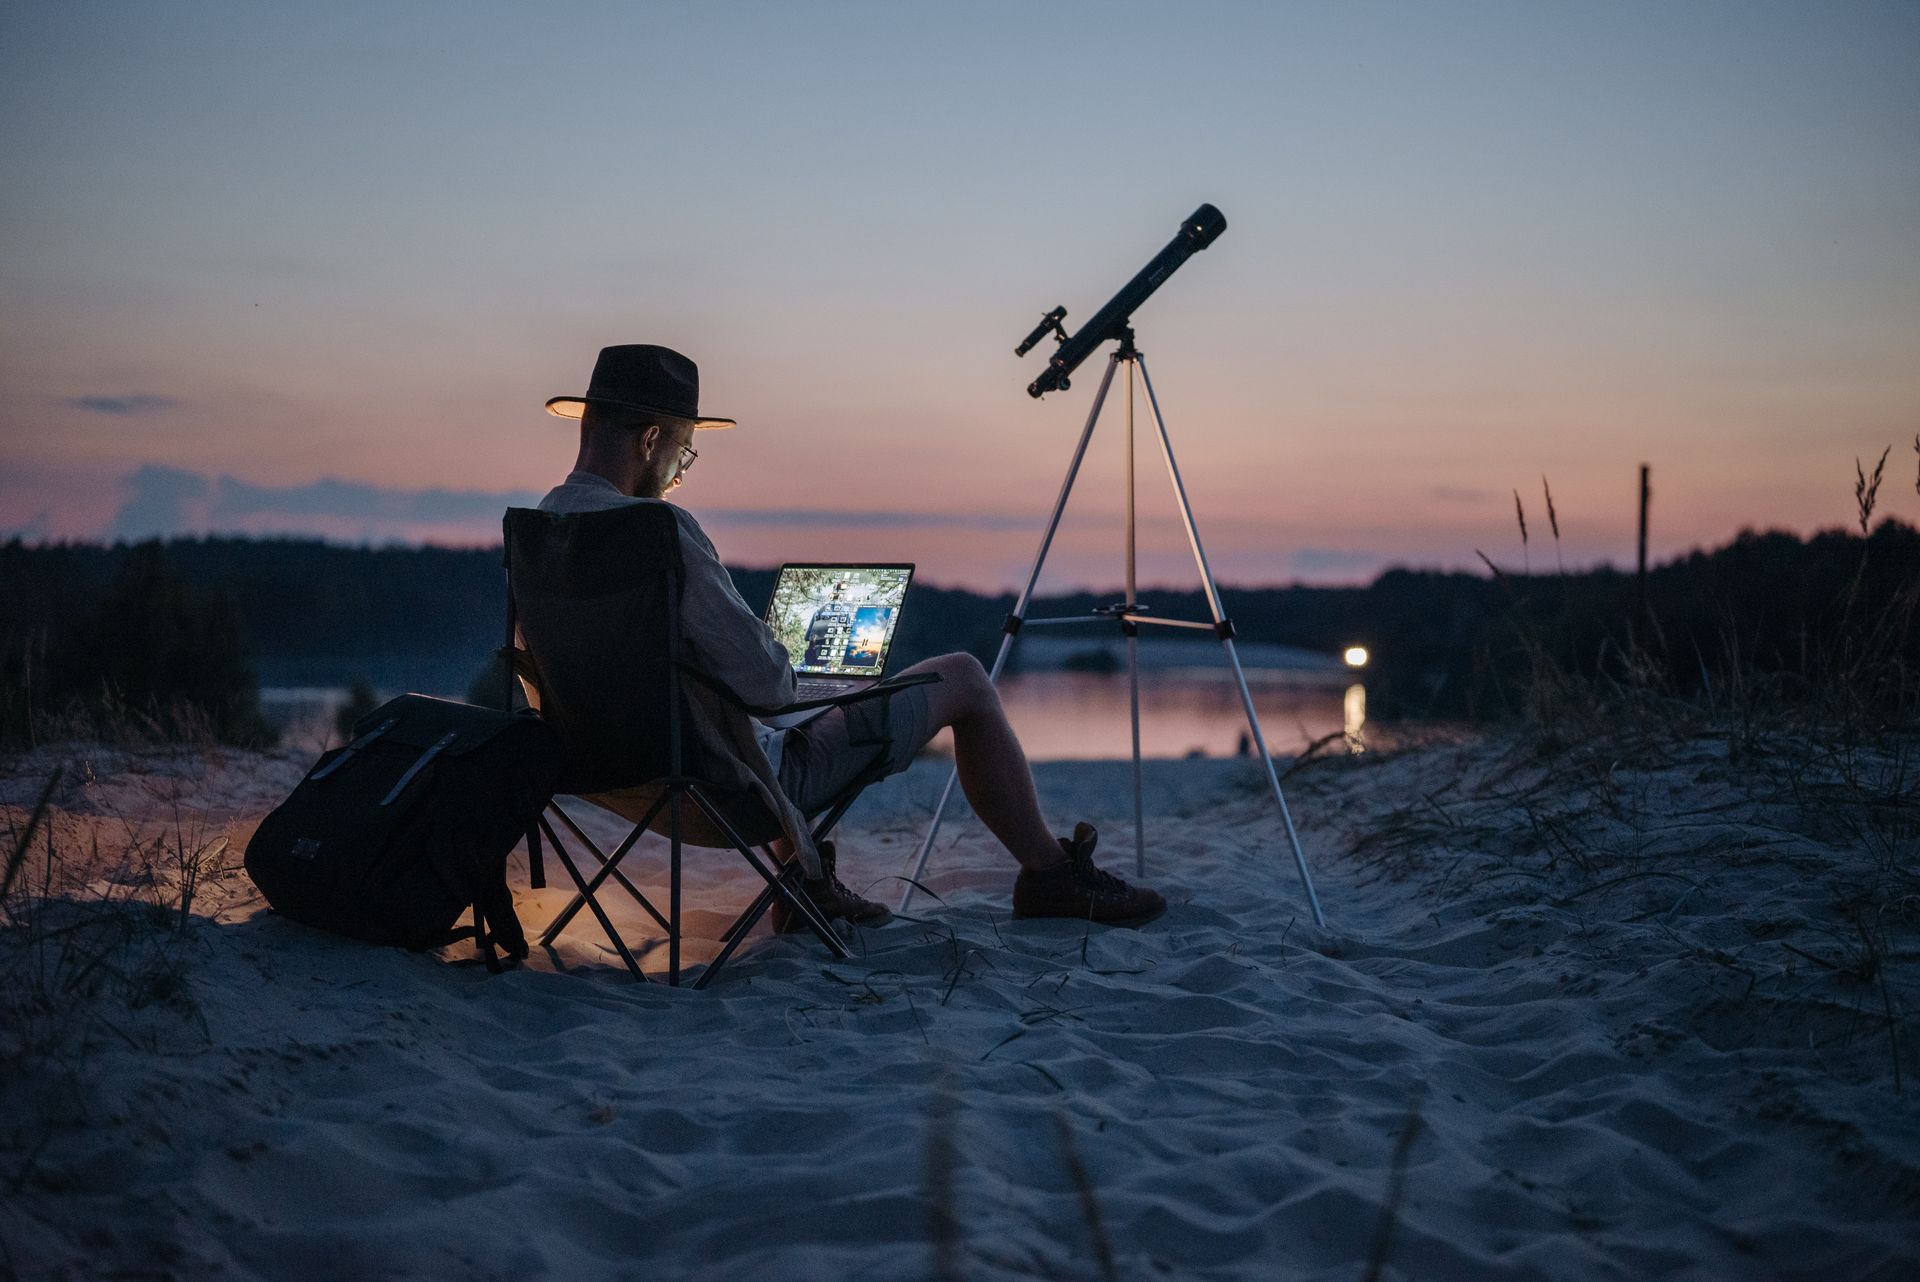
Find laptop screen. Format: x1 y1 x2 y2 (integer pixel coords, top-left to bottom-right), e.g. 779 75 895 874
764 564 914 678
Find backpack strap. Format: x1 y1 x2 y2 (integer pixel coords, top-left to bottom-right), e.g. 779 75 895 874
526 816 546 892
472 877 529 971
307 716 399 781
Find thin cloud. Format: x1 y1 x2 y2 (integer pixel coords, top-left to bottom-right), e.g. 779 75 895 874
212 475 546 524
69 394 179 417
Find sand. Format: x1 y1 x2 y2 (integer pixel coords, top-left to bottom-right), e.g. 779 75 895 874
2 727 1915 1280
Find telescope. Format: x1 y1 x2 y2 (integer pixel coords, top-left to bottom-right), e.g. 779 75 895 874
904 196 1329 928
1018 203 1226 398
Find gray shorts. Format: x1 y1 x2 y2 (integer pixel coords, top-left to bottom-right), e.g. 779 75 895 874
776 682 934 815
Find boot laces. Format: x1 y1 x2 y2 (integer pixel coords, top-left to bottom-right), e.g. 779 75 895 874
1069 848 1129 899
814 845 857 902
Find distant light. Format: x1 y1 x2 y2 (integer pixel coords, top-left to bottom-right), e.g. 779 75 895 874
1344 646 1370 668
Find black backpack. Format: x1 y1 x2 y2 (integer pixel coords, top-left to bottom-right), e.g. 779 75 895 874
245 694 559 969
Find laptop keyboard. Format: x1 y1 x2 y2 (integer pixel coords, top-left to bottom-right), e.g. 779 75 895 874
794 678 847 700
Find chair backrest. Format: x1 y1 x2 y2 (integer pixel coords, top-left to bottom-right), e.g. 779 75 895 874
504 503 684 794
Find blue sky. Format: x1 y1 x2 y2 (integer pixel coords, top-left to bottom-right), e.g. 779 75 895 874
3 2 1916 587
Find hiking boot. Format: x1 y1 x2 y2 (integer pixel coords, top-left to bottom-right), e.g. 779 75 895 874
1012 823 1166 928
771 840 893 934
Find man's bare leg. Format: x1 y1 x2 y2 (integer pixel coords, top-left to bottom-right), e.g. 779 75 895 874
898 652 1165 926
770 651 1164 928
901 653 1065 871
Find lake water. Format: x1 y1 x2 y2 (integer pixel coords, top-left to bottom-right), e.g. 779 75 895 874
985 670 1363 760
262 669 1369 762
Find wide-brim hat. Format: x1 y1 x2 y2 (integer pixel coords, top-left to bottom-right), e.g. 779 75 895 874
545 344 736 429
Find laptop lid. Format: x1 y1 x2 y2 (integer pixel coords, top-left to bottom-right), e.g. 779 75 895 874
763 563 915 680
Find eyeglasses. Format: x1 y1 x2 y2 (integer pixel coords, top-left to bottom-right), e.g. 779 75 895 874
674 443 698 476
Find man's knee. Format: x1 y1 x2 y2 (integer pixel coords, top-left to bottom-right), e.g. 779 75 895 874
934 651 990 695
919 651 993 720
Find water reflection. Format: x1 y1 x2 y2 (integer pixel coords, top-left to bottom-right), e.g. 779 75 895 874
988 671 1357 761
265 671 1371 764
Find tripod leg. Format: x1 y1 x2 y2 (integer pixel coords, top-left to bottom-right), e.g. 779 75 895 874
895 352 1125 914
1136 357 1329 927
895 763 961 915
1123 356 1145 878
1220 637 1326 926
1128 624 1144 877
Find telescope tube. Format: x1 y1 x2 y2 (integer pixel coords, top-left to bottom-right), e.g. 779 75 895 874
1027 203 1226 398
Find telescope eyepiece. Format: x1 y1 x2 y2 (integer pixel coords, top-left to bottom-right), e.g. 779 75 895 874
1014 305 1068 358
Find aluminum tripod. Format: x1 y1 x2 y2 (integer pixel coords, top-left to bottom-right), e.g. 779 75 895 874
895 330 1327 927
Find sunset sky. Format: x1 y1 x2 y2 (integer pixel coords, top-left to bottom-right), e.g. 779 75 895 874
3 2 1916 590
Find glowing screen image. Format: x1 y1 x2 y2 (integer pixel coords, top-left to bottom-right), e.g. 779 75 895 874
765 565 913 677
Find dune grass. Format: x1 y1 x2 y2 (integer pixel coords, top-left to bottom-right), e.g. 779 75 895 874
1 762 240 1195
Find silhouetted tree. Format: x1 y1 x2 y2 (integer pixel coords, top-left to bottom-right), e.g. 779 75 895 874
53 541 272 745
333 677 380 739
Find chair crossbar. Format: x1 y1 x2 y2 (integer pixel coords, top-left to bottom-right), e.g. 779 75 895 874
536 779 851 987
539 815 650 983
713 771 874 945
715 860 803 947
683 785 850 960
698 860 812 989
541 799 672 940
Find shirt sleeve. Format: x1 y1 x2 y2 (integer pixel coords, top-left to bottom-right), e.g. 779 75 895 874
671 507 797 712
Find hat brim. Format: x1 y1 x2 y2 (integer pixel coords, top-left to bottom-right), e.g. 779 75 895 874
545 396 735 430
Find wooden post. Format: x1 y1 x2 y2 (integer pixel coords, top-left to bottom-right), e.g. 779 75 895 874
1636 463 1651 627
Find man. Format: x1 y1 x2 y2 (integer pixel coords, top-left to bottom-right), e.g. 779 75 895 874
537 345 1165 930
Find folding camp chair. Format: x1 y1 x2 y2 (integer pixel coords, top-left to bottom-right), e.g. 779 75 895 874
501 502 936 988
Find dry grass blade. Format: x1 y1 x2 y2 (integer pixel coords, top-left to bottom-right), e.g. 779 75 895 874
1855 445 1889 535
1542 475 1565 574
1277 729 1347 783
923 1075 962 1282
1360 1100 1424 1282
1513 489 1530 573
1053 1108 1120 1282
2 767 63 908
1474 549 1508 585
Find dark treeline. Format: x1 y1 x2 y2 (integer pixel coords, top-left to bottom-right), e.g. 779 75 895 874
3 519 1915 742
3 539 506 694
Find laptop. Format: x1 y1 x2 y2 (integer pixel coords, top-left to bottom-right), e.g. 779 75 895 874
759 562 915 728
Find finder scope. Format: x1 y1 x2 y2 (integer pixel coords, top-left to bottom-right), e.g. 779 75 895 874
1020 203 1226 398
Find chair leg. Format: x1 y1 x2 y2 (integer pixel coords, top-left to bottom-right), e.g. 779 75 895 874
684 787 850 968
718 853 800 944
714 755 886 948
808 788 866 846
541 819 650 983
718 847 785 944
697 877 785 990
669 791 682 988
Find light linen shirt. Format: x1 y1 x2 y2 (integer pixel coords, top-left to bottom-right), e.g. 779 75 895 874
535 471 795 773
